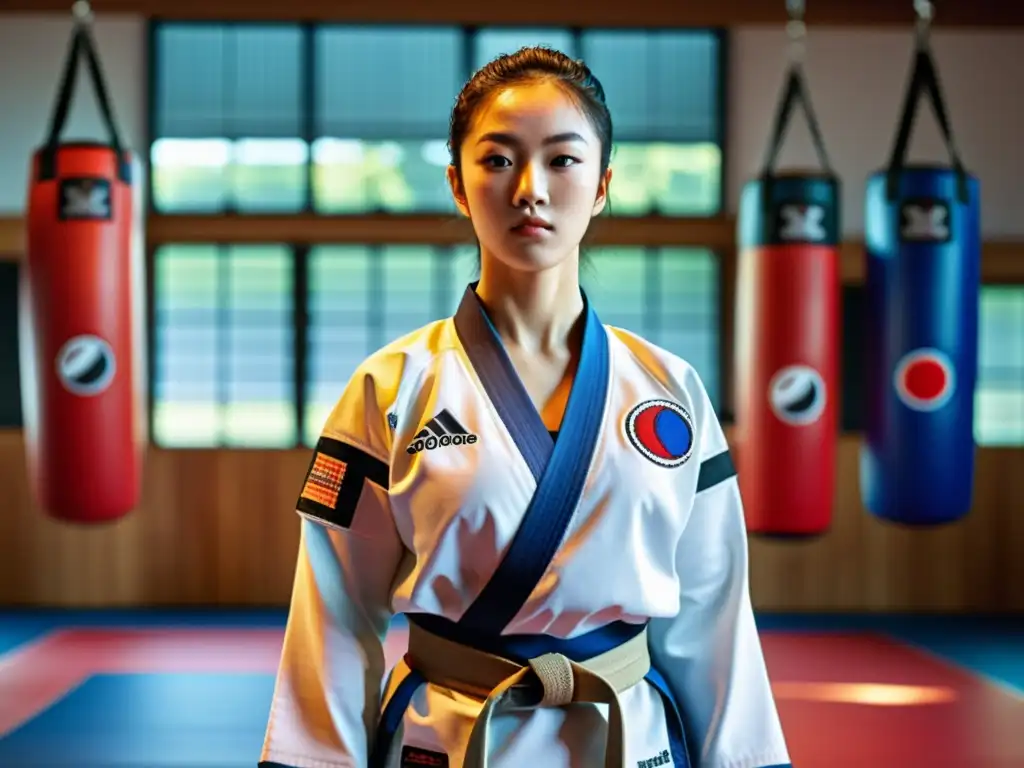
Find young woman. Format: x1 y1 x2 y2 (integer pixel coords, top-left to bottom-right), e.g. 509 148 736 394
260 47 791 768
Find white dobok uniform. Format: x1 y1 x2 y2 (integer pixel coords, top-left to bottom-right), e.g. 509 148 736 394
260 285 792 768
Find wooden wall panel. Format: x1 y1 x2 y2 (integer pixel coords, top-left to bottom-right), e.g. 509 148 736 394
1 428 1021 611
2 0 1022 28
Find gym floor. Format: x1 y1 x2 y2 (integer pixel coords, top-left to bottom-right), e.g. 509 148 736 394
0 610 1021 767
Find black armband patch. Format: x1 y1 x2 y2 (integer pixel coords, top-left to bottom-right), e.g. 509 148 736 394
296 436 390 529
402 745 449 767
695 449 736 493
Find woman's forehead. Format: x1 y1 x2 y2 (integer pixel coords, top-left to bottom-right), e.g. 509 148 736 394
469 82 596 141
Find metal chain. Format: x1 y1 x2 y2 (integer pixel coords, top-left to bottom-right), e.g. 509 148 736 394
786 0 807 63
72 0 93 26
914 0 934 48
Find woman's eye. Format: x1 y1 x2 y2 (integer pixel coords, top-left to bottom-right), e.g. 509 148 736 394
483 155 511 168
552 155 580 168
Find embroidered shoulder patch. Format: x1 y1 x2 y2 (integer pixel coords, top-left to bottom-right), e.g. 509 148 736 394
401 745 449 767
296 436 390 529
300 452 347 509
624 399 695 468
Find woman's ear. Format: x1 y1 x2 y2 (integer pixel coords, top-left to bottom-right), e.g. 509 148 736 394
447 165 470 218
592 167 613 216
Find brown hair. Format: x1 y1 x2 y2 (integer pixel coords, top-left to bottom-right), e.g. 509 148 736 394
448 46 614 183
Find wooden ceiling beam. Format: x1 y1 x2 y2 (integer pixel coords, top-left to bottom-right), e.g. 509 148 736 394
0 0 1020 29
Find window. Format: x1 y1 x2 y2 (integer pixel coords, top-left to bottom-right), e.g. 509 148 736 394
976 286 1024 446
151 24 308 213
303 245 474 445
582 248 720 406
312 26 464 214
152 243 721 448
581 31 722 216
472 28 576 70
152 244 296 447
150 23 724 217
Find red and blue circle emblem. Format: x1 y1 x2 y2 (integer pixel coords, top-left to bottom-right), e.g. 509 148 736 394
625 399 695 468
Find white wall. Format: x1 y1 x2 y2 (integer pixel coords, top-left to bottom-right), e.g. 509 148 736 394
728 27 1024 237
0 14 146 213
0 15 1020 238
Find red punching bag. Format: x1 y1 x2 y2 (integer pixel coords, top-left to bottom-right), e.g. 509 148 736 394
20 12 146 524
733 54 841 538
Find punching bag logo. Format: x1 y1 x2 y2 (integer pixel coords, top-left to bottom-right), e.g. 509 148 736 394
768 365 827 426
894 348 955 412
899 199 951 243
58 177 112 221
55 334 117 396
776 203 826 242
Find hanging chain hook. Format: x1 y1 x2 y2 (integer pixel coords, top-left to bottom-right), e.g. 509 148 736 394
786 0 807 63
914 0 933 49
71 0 93 26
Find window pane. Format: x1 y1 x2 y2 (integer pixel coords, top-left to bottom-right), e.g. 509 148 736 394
223 246 296 448
381 245 446 343
312 138 453 214
652 249 720 406
581 248 647 334
152 138 308 214
315 27 461 139
152 244 296 448
152 24 307 213
580 31 719 143
583 247 719 407
975 286 1024 446
448 246 479 316
311 26 461 214
473 28 576 71
153 26 227 138
153 245 220 447
608 142 721 216
305 246 375 445
581 30 722 216
154 24 304 138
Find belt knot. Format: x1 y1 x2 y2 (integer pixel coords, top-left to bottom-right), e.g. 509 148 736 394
527 652 575 706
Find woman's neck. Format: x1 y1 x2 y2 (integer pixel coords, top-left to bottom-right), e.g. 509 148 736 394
475 251 585 355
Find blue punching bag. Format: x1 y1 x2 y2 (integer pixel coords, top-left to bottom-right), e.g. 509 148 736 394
860 29 980 526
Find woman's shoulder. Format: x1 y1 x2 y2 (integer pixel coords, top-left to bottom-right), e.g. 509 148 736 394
347 317 455 396
603 324 710 396
318 318 456 457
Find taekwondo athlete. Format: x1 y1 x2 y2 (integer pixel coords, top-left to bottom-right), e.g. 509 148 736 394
260 46 792 768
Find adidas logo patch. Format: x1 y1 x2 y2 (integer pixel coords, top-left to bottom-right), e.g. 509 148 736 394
406 409 478 455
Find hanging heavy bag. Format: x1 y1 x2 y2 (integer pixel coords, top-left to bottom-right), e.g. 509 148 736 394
734 49 841 538
20 13 146 524
860 15 980 526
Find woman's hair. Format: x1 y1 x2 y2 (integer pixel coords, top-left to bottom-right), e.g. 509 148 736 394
448 46 614 184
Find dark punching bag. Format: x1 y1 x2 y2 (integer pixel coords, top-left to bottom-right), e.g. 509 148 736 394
735 60 841 538
860 30 980 526
20 14 146 524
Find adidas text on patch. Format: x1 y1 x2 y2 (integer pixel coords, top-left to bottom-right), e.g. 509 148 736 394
406 409 478 455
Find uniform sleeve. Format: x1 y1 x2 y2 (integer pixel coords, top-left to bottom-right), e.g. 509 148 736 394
647 373 792 768
260 367 405 768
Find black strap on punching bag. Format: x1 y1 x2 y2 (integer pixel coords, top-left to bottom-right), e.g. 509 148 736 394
37 7 131 184
759 60 834 182
757 1 836 228
884 2 968 203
